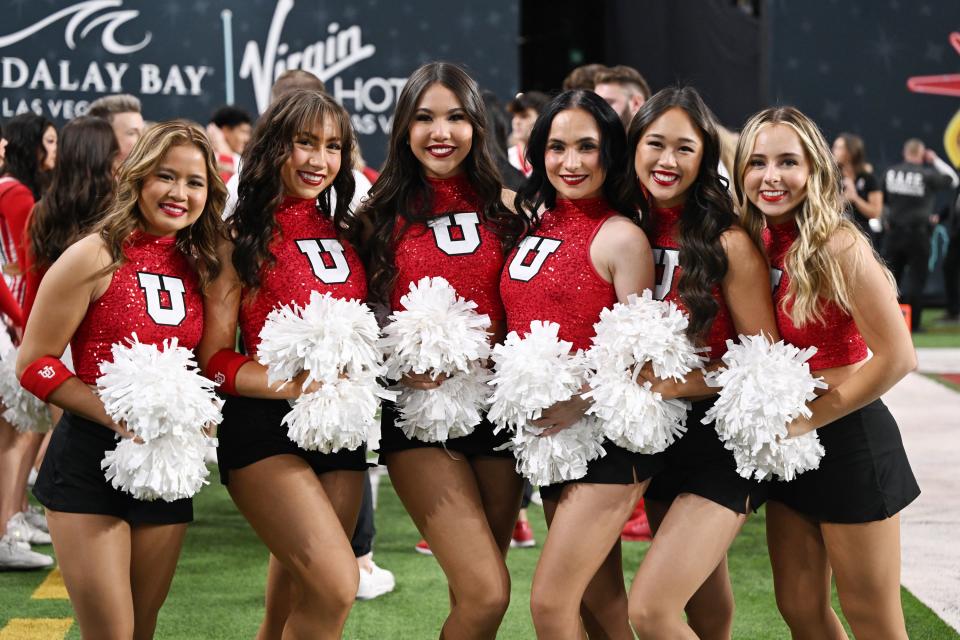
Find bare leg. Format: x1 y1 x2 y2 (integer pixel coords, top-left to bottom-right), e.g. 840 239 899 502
629 494 745 639
531 481 643 640
229 455 363 640
823 515 908 640
470 456 524 556
129 523 187 640
257 468 364 640
386 448 512 640
46 510 135 640
766 500 846 640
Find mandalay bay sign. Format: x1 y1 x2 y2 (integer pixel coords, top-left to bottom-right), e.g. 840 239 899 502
0 0 518 167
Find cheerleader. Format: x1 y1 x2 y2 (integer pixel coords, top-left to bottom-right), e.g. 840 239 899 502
197 90 367 639
502 89 659 639
16 121 225 639
622 87 778 639
734 106 918 640
355 62 527 638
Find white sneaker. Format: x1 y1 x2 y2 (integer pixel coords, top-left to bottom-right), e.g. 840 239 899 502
0 534 54 570
23 506 48 533
356 560 395 600
7 512 52 546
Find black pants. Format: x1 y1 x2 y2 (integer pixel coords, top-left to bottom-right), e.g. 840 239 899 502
351 470 375 557
885 227 931 331
944 232 960 318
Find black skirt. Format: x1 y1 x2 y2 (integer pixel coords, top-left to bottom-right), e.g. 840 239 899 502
539 440 664 501
377 400 514 460
33 412 193 525
644 398 769 514
217 395 370 485
770 399 920 523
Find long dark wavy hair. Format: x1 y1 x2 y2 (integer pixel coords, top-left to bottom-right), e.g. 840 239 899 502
97 120 227 289
513 90 637 226
231 89 355 290
625 86 736 341
355 62 527 305
1 113 55 199
30 117 118 270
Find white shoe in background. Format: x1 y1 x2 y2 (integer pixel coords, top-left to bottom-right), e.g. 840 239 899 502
23 506 48 534
356 559 396 600
0 534 53 570
6 512 52 546
27 468 38 488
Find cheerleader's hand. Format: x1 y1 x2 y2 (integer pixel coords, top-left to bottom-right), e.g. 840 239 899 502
282 370 323 399
532 394 591 436
401 370 450 390
636 362 685 400
108 419 140 442
785 414 816 439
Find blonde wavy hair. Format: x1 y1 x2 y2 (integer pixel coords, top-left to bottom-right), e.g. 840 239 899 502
733 106 892 326
97 119 227 289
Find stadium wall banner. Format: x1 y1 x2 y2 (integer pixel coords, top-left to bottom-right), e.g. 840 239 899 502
0 0 519 167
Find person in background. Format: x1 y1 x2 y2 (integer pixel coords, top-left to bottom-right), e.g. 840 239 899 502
483 90 526 191
593 65 651 129
506 91 550 178
833 133 883 247
87 94 144 166
209 106 254 182
883 138 958 332
562 63 608 91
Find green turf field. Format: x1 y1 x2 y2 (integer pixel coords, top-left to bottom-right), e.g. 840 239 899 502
1 472 957 639
913 308 960 348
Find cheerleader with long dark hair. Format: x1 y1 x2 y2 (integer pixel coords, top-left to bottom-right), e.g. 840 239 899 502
623 87 778 639
355 62 527 638
197 89 368 639
502 89 659 639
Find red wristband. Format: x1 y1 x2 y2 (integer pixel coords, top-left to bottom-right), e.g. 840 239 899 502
204 349 252 396
20 356 75 402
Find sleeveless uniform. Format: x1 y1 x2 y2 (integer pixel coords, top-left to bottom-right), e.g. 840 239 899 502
33 231 202 524
500 197 663 494
643 206 768 514
765 220 920 523
217 196 370 484
378 174 513 458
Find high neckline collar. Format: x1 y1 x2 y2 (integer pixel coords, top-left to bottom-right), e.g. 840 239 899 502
552 197 610 217
277 195 319 215
129 229 176 246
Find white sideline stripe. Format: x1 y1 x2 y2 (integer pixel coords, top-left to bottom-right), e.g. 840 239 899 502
886 372 960 632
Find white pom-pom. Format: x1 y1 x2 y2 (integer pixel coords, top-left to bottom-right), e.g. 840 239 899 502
584 292 705 453
702 334 828 481
258 291 383 387
97 336 223 443
380 277 492 442
488 321 606 485
585 368 689 453
0 344 53 433
283 377 395 453
509 420 606 486
394 361 491 442
258 293 392 452
102 429 212 501
97 335 222 500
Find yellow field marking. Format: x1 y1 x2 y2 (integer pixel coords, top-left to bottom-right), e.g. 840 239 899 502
0 618 73 640
31 568 68 600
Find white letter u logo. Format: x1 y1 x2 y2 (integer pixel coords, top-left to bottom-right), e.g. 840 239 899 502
137 272 187 326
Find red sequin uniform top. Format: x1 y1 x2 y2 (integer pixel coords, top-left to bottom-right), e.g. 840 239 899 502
389 174 506 322
239 197 367 355
71 232 203 384
500 198 617 351
648 206 737 360
763 220 867 370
